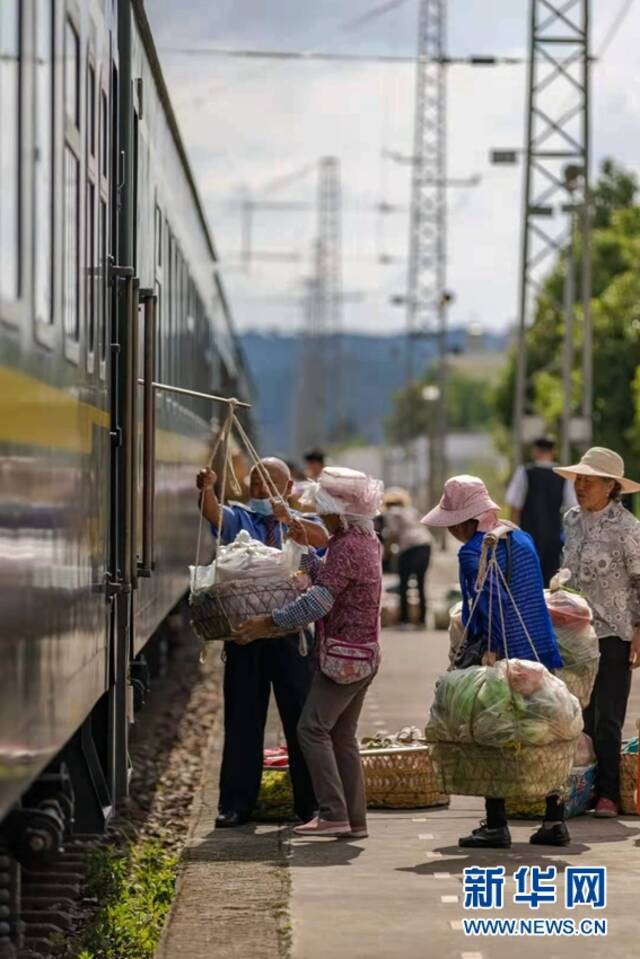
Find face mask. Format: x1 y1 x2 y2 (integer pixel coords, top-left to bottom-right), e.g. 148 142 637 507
250 497 273 517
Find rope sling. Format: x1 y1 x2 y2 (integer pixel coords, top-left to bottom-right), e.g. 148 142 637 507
191 401 309 659
429 528 580 801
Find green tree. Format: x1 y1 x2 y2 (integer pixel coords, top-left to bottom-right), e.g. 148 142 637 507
385 368 494 444
493 158 640 472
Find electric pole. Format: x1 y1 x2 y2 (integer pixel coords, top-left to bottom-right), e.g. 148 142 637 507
513 0 591 464
294 157 343 456
406 0 448 508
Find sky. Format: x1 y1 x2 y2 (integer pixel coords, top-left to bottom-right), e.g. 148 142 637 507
147 1 640 336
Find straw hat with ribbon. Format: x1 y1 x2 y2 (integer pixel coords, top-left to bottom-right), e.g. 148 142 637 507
553 447 640 494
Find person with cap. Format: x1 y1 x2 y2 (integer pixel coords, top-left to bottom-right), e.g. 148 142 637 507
382 487 433 629
196 458 328 828
423 475 569 848
505 437 578 586
304 449 326 481
234 467 384 839
555 447 640 818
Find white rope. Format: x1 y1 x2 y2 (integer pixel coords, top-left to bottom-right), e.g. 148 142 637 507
194 401 238 573
458 532 542 665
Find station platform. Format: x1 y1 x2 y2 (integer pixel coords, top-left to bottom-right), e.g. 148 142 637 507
158 552 640 959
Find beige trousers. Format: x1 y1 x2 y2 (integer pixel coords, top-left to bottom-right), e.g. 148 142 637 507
297 670 372 826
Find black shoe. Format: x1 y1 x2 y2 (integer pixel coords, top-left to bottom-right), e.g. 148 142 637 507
459 823 511 849
215 811 249 828
530 822 571 846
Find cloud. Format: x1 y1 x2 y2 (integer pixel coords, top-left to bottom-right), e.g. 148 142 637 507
148 0 640 334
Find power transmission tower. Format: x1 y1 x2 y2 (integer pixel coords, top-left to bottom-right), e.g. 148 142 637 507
513 0 591 464
294 157 344 455
405 0 448 508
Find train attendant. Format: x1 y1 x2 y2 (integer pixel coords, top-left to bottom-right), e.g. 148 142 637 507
235 467 384 839
197 459 328 828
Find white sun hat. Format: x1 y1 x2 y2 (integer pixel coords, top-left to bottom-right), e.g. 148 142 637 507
553 447 640 494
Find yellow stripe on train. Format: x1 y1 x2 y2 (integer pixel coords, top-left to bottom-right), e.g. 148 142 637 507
0 366 209 464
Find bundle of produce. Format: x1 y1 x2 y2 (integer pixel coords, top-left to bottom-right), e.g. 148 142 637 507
359 727 449 809
189 531 307 643
545 574 599 708
426 659 582 799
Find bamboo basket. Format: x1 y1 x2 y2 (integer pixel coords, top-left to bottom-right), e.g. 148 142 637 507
361 745 450 809
431 738 578 801
189 577 303 643
620 748 639 816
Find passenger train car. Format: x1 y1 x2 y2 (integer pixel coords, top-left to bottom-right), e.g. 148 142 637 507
0 0 251 909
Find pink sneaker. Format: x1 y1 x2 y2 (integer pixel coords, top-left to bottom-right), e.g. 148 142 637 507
347 826 369 839
594 798 618 818
293 817 351 837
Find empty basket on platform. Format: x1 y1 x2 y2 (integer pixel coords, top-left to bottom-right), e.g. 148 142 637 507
190 577 304 643
361 745 449 809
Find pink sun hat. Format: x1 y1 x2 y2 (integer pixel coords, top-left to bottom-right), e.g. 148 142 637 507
422 475 500 529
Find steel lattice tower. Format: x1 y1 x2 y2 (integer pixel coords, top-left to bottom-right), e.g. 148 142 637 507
405 0 447 503
294 157 343 455
513 0 591 463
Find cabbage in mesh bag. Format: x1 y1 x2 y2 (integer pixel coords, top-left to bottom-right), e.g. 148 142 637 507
426 658 583 748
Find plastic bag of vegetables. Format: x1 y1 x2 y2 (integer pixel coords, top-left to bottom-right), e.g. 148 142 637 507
425 658 583 749
545 583 599 707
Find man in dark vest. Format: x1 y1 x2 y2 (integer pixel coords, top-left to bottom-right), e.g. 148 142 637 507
505 437 578 586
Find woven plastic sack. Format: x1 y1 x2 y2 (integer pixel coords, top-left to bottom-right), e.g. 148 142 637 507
425 659 583 748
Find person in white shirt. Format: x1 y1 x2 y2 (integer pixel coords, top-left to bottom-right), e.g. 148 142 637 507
505 437 577 586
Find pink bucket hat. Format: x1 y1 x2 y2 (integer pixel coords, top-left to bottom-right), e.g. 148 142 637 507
422 475 500 529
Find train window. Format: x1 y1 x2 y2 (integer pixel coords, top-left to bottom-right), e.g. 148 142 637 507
0 0 21 302
101 90 108 177
87 62 96 158
99 198 107 362
64 18 79 128
63 147 80 340
86 181 96 355
155 282 162 380
34 0 53 324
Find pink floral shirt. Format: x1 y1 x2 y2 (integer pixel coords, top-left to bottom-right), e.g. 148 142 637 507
303 527 383 646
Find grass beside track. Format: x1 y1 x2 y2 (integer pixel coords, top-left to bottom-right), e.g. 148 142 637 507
51 840 178 959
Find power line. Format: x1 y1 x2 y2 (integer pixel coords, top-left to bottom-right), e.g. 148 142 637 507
159 46 526 66
341 0 411 32
597 0 636 57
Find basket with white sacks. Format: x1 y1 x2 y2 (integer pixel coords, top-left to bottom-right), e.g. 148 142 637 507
188 403 308 648
426 530 582 801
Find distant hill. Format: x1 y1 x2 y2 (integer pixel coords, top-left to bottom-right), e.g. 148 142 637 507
238 328 509 460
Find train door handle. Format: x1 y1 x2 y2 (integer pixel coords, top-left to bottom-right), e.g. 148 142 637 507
138 289 157 577
128 277 140 590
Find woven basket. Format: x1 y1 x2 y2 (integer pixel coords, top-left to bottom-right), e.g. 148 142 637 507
361 745 450 809
620 749 639 815
431 738 578 801
556 660 599 710
189 577 303 643
506 763 596 819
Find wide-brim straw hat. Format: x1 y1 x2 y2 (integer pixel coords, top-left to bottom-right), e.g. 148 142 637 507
383 486 411 507
554 446 640 494
422 474 500 528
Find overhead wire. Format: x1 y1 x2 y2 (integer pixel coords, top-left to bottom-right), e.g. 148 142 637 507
597 0 636 58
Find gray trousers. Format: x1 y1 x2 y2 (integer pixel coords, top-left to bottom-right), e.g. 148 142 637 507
297 671 372 826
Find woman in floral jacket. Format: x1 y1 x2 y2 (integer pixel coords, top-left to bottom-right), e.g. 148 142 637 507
235 467 384 840
556 447 640 817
